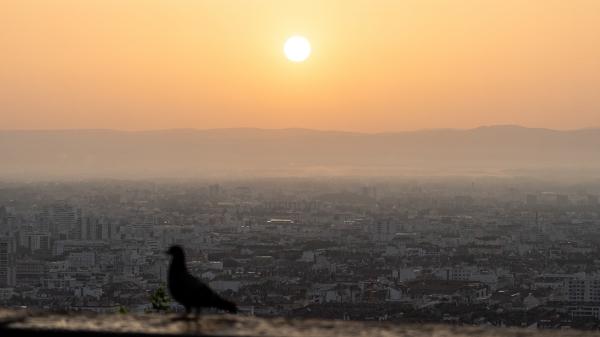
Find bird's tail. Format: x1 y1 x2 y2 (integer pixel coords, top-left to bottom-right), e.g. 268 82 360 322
215 296 238 313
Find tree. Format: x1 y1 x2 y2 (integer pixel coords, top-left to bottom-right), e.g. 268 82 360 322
150 285 171 312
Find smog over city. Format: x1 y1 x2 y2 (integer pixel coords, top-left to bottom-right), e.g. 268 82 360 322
2 1 600 334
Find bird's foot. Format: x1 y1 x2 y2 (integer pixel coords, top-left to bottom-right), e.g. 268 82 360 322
171 313 193 322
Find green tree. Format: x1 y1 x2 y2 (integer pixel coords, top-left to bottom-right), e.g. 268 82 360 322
150 285 171 312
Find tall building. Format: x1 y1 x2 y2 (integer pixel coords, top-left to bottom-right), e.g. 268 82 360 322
0 236 12 287
526 194 538 207
0 206 14 236
588 195 599 207
19 231 51 253
0 207 6 237
0 206 6 224
361 186 377 200
41 202 83 240
208 184 221 198
556 194 570 207
82 217 113 241
567 274 600 303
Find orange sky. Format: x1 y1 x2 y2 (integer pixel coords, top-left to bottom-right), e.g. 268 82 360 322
1 0 599 132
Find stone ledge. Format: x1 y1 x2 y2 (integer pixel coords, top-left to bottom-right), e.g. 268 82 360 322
1 309 600 337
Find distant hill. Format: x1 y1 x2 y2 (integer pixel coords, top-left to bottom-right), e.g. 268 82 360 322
1 125 599 179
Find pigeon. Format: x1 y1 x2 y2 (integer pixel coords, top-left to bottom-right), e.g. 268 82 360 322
166 245 238 314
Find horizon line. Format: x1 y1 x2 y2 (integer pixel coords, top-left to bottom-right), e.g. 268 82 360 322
1 124 600 134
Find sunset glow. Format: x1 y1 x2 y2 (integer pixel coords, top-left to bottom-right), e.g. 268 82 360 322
1 1 600 132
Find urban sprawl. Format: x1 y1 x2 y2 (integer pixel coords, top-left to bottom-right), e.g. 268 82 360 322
1 178 600 329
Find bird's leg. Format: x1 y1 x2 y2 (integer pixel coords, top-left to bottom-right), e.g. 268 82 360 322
193 308 203 332
171 307 191 322
182 305 192 320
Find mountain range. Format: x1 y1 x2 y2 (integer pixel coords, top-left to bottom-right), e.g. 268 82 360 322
1 125 599 179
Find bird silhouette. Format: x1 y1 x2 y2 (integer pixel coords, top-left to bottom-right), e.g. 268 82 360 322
166 245 238 315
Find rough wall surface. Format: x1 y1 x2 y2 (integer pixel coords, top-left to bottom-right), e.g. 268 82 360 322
1 309 599 337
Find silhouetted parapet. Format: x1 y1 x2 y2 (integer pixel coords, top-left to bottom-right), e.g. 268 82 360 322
1 308 600 337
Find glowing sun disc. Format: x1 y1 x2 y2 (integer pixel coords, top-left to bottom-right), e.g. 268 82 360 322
284 36 311 62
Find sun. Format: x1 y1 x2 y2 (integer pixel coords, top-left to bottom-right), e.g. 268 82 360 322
284 36 311 62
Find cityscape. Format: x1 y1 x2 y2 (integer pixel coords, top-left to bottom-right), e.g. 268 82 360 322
2 0 600 335
2 177 600 328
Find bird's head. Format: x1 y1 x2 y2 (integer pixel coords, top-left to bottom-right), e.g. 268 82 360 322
165 245 185 259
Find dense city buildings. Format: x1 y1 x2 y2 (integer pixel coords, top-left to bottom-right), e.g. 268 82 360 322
1 178 600 328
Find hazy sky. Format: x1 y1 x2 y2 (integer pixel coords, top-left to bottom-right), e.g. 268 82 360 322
1 0 599 132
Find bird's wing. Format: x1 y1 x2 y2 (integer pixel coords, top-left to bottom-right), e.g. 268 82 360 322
182 273 218 303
